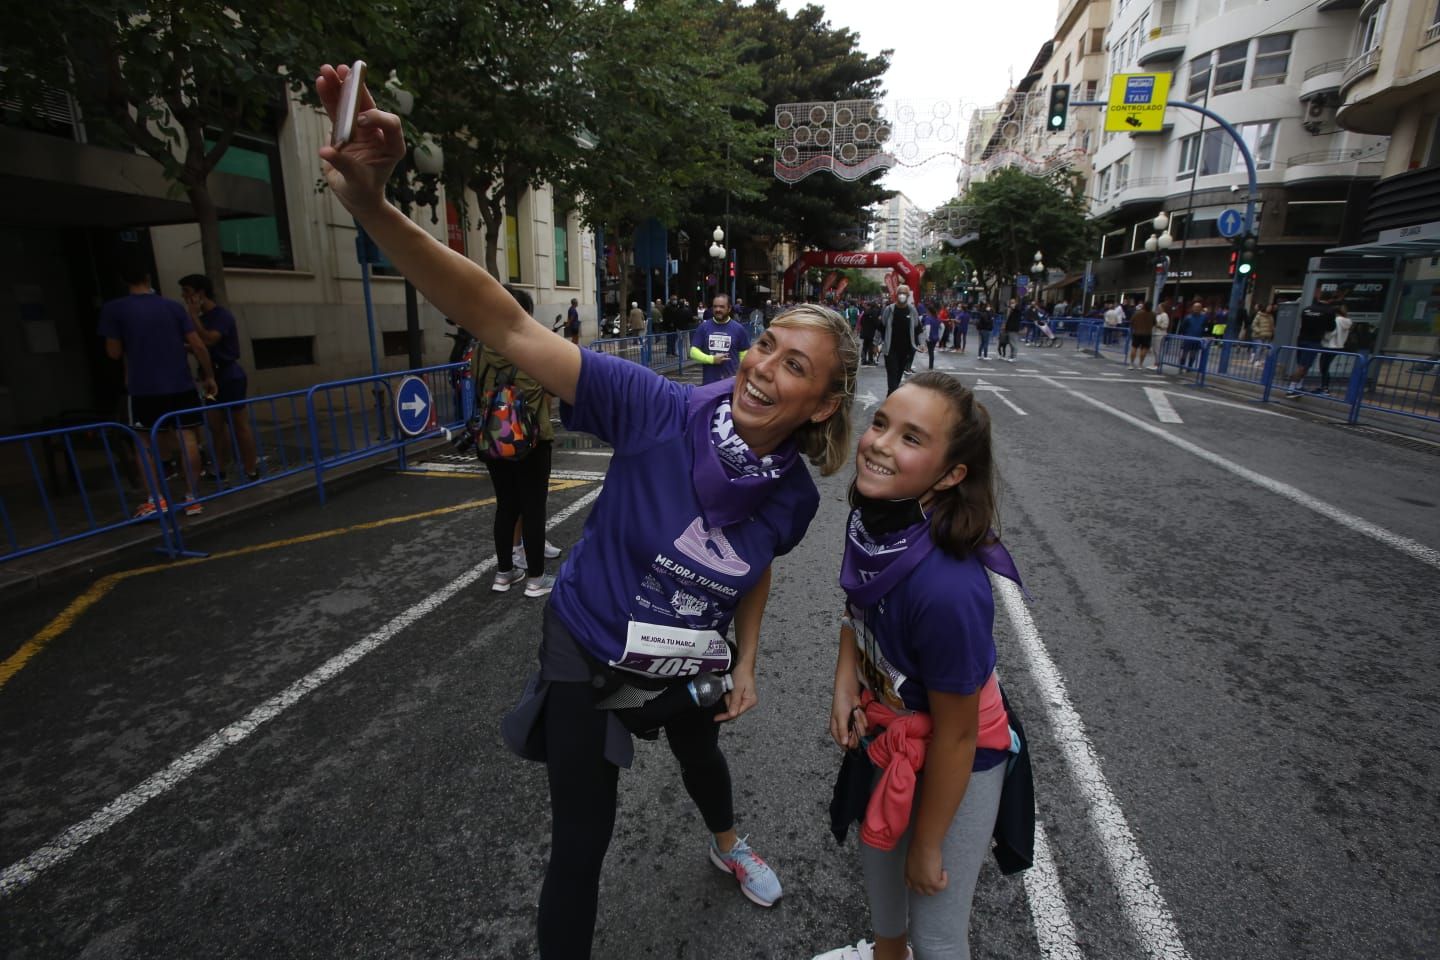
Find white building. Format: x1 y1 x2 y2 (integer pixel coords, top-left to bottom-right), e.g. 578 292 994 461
870 193 926 261
1083 0 1388 308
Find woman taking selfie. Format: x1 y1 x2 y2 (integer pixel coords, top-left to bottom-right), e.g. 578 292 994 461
315 63 859 959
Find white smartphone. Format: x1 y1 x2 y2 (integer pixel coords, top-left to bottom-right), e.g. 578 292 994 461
331 60 368 147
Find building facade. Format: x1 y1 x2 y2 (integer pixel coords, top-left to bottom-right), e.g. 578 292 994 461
871 192 926 261
0 89 598 431
1327 0 1440 357
1084 0 1388 312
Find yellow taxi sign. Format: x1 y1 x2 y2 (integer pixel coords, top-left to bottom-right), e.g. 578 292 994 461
1105 73 1171 133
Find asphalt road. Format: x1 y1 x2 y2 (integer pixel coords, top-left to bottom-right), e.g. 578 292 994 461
1 344 1437 959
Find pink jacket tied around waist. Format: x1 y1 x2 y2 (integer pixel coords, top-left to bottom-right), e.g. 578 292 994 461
859 673 1010 851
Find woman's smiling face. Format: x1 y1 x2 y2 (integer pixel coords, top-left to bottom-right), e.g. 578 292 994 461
730 325 841 456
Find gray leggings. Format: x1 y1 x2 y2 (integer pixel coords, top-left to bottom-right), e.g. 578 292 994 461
859 763 1005 960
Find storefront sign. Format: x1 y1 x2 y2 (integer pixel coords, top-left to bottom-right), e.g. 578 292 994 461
1315 278 1390 323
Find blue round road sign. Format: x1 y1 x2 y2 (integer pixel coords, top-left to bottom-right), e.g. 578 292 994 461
394 375 433 437
1217 208 1243 238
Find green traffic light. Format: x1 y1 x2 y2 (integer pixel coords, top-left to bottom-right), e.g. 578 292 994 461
1238 263 1252 275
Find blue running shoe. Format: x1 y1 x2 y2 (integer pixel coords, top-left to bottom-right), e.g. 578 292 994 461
709 835 782 907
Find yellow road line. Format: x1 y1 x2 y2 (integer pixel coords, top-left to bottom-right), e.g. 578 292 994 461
0 478 590 690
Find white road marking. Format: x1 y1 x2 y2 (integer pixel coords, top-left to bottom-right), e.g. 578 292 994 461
995 578 1194 960
1161 390 1293 419
1038 377 1440 571
1025 822 1085 960
1144 387 1183 424
974 385 1028 416
857 390 883 411
566 450 614 457
0 486 606 899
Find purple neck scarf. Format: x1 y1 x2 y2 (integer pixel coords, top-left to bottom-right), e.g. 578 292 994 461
840 510 1026 607
687 379 799 529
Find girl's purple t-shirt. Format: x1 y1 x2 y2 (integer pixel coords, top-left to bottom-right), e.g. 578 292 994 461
552 350 818 665
849 547 997 714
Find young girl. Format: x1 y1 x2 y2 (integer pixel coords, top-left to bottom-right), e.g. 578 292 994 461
816 371 1021 960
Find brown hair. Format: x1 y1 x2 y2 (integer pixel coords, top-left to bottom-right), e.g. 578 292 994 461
769 304 860 476
903 371 1000 558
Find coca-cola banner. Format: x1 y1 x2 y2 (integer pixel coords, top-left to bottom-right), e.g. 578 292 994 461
782 250 923 302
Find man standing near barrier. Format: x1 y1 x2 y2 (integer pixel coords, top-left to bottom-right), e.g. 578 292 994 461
181 274 259 482
100 262 217 516
1128 300 1156 370
689 293 750 385
1285 292 1338 398
1177 300 1208 370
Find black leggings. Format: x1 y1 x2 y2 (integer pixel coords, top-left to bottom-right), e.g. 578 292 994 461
483 440 552 576
538 680 734 959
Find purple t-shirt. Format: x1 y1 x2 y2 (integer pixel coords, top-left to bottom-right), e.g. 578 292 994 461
97 293 197 396
201 305 244 381
691 318 751 385
848 548 996 714
553 350 818 665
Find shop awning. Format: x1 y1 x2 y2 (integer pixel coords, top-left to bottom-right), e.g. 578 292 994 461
1044 273 1083 290
1327 221 1440 259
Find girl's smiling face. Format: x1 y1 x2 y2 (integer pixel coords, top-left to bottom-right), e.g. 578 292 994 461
856 384 967 504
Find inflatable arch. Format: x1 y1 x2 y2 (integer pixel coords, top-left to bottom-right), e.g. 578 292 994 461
782 251 924 302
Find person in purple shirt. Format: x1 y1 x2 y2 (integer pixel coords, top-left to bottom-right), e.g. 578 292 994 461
180 274 259 482
690 293 752 385
98 261 216 516
313 61 859 959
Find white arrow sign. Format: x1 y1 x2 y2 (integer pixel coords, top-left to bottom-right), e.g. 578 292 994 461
400 395 428 418
857 390 883 410
973 385 1028 417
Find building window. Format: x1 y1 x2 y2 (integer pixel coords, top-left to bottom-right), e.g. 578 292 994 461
382 330 420 357
1097 166 1113 200
505 194 522 284
209 131 293 270
1282 201 1346 238
1252 34 1291 86
1064 54 1072 78
1187 53 1212 99
1212 41 1249 94
1115 158 1130 191
1178 133 1199 175
251 336 313 369
1186 121 1278 175
1357 3 1386 54
553 199 571 286
1090 27 1105 53
1084 80 1098 100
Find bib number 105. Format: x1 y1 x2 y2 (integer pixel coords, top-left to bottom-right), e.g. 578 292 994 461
643 657 703 677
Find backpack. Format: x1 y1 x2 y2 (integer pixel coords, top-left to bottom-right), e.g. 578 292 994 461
468 363 538 461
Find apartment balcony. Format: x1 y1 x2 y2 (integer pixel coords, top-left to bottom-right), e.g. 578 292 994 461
1136 25 1190 67
1114 177 1171 208
1339 48 1382 97
1299 59 1348 101
1359 165 1440 237
1283 148 1385 185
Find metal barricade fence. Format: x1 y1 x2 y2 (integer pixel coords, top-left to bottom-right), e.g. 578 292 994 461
1356 354 1440 424
590 332 687 377
1074 320 1102 354
1267 344 1363 415
0 422 179 563
1199 338 1276 389
2 362 472 565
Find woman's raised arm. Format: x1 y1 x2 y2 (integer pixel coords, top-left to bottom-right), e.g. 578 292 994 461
315 63 580 403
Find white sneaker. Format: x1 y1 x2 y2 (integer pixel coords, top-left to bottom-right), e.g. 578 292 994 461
811 941 877 960
516 540 563 562
492 569 525 592
524 574 556 598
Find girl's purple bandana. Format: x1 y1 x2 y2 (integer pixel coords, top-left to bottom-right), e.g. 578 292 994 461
840 511 1027 607
687 379 799 529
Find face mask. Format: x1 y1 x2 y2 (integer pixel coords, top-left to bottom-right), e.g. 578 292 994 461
898 295 909 305
852 489 926 537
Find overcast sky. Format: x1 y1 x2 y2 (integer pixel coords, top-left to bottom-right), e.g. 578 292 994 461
778 0 1059 211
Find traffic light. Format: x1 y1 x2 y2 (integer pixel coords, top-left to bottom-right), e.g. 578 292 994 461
1047 84 1071 131
1227 246 1238 278
728 260 736 279
1237 233 1257 275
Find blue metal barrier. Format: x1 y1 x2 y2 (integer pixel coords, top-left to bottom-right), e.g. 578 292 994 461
1355 354 1440 424
591 332 687 377
0 422 179 563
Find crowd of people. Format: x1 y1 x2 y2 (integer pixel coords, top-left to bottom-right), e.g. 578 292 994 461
315 62 1033 960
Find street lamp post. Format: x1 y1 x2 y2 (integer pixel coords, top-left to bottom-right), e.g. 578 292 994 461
1143 211 1174 307
1030 250 1045 306
709 226 725 310
384 72 445 371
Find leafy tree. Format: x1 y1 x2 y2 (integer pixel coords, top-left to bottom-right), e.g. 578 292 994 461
0 0 404 304
398 0 595 279
955 167 1095 301
561 0 769 311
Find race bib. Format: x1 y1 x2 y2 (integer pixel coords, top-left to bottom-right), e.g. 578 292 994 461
612 620 732 679
707 333 732 354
